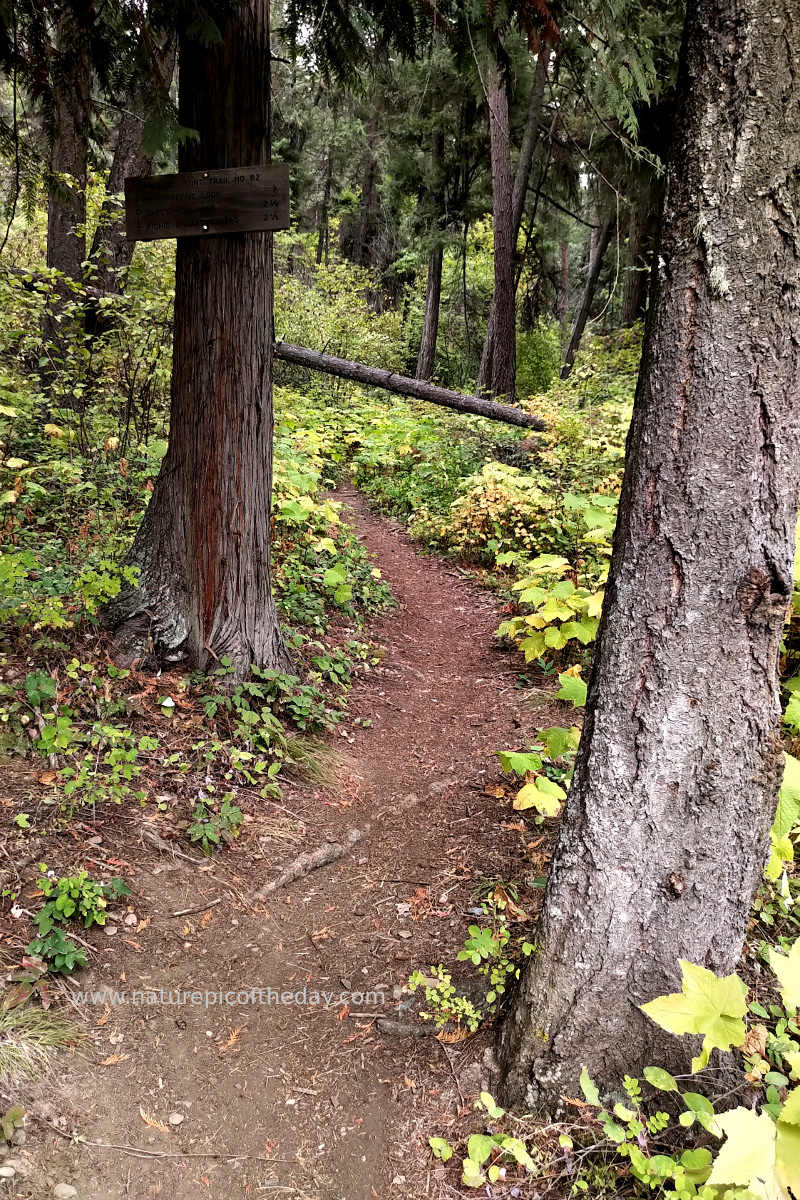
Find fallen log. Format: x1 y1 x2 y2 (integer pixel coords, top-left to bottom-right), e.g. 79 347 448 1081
273 340 546 430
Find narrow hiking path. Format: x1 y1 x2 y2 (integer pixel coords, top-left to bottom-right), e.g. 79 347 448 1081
7 488 562 1200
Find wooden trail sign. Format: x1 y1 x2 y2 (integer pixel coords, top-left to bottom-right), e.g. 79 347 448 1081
125 165 290 242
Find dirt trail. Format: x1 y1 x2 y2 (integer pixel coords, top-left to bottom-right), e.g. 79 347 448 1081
6 487 557 1200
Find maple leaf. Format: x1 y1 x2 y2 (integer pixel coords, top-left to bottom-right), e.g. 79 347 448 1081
708 1105 800 1200
640 960 747 1071
513 777 564 816
770 938 800 1011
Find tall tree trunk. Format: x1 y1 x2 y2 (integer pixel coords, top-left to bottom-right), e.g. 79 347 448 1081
353 112 379 267
416 245 443 381
103 0 291 681
486 53 515 399
416 129 445 382
90 34 177 293
46 3 92 283
315 149 333 266
558 241 569 328
44 2 92 366
478 46 550 395
559 214 614 378
499 0 800 1108
620 199 650 326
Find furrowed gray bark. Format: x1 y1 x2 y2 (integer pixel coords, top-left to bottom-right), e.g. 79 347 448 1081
500 0 800 1106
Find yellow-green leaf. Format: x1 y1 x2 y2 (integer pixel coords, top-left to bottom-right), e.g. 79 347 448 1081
770 938 800 1010
780 1088 800 1127
708 1109 780 1193
640 960 747 1070
513 779 563 816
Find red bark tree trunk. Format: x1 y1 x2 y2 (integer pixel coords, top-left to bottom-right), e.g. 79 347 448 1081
103 0 291 681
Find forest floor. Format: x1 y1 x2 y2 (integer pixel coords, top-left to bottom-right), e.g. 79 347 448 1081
0 486 568 1200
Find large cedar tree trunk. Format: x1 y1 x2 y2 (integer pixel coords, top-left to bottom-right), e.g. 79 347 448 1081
478 45 550 392
103 0 291 681
559 213 614 378
499 0 800 1107
485 53 515 399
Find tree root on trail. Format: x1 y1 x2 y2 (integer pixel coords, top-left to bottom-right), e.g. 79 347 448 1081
375 1018 437 1038
252 829 361 899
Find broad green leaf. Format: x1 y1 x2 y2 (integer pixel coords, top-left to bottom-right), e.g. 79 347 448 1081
640 960 747 1070
544 624 570 650
580 1067 600 1106
770 938 800 1010
466 1134 493 1166
780 1087 800 1126
429 1137 453 1162
772 754 800 842
513 779 562 816
497 1135 535 1170
520 633 547 661
525 554 570 574
538 726 581 759
707 1106 800 1199
597 1112 627 1142
556 673 587 708
681 1148 713 1184
786 695 800 735
461 1157 485 1187
478 1091 504 1119
495 751 542 776
643 1066 678 1092
777 1115 800 1197
785 1051 800 1081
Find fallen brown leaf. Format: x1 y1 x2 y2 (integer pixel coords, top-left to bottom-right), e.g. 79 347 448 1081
96 1003 112 1028
123 939 142 952
100 1054 130 1066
